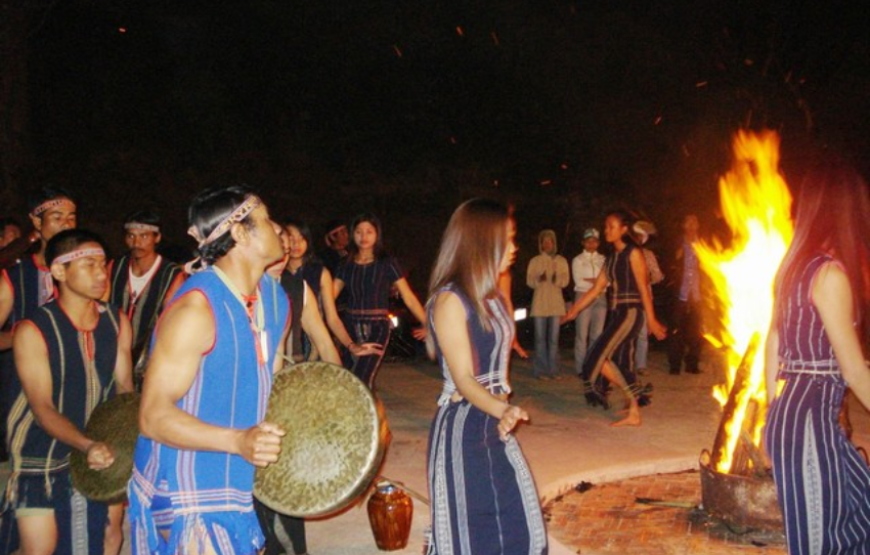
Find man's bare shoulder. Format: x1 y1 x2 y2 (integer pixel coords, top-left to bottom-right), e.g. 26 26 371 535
158 289 214 341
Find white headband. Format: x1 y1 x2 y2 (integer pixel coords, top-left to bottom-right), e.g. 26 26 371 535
187 195 261 249
31 198 75 218
53 247 105 266
125 222 160 233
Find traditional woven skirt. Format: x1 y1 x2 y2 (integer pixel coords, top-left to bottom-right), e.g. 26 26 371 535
765 373 870 554
581 304 644 387
426 400 548 555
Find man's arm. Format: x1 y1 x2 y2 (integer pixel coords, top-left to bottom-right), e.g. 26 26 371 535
138 290 284 467
14 321 114 469
114 312 134 394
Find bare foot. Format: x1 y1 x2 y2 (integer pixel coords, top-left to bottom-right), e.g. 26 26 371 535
611 409 641 427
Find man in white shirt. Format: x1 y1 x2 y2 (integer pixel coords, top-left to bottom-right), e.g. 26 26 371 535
571 228 607 375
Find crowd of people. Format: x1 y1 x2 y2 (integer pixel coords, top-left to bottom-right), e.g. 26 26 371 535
0 150 867 555
0 185 432 555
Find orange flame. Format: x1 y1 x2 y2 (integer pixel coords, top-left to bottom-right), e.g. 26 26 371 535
695 130 793 473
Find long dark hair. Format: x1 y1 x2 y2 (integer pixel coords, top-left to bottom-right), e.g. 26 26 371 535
284 217 317 264
774 155 870 333
428 199 509 335
347 212 386 260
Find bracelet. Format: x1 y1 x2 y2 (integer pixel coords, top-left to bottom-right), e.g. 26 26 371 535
346 342 356 349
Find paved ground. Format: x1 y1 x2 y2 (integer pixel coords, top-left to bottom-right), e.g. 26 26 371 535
545 470 787 555
10 346 870 554
301 347 870 555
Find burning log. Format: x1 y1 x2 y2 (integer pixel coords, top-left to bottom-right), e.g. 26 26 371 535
709 333 761 474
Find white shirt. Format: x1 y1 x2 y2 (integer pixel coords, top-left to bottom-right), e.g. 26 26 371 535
571 250 606 293
128 255 163 300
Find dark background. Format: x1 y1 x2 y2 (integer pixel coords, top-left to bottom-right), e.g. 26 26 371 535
2 0 869 294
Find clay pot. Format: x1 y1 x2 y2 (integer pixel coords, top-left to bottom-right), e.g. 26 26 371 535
367 481 413 551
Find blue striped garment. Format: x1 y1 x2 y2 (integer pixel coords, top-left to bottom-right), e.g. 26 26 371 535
128 269 289 555
581 243 645 395
426 284 547 555
765 254 870 554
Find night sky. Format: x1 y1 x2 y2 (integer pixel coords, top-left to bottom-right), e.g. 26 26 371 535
4 0 870 286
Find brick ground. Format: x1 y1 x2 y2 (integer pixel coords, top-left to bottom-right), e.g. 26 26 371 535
544 471 787 555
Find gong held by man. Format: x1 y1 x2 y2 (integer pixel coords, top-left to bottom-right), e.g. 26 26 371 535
115 186 384 555
126 186 292 555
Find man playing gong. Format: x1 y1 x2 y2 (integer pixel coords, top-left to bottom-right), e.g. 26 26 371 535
3 229 134 555
129 185 290 555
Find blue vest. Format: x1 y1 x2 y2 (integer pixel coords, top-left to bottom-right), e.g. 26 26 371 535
5 301 118 498
129 268 288 555
3 255 53 328
1 256 55 435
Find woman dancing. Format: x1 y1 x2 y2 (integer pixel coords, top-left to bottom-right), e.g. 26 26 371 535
562 210 667 427
333 213 426 388
764 156 870 554
425 198 547 555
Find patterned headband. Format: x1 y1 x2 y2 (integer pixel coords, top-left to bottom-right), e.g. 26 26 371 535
31 198 75 218
52 247 105 266
125 222 160 233
187 195 261 249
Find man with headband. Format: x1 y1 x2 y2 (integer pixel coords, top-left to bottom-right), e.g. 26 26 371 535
108 210 184 390
0 187 77 463
2 229 134 555
320 218 349 276
129 185 290 555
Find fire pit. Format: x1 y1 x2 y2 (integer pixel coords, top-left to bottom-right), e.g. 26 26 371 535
693 131 792 535
699 450 782 532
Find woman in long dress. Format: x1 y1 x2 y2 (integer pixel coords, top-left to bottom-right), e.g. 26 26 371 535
425 198 547 555
764 157 870 554
333 213 426 389
562 211 667 426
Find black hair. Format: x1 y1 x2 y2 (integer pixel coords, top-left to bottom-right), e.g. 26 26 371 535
605 209 639 246
124 209 162 230
347 212 386 259
188 185 257 265
324 218 348 235
45 229 106 266
26 185 76 215
0 217 21 232
284 217 317 264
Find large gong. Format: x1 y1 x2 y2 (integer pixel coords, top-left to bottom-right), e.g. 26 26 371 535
254 362 388 517
70 392 140 504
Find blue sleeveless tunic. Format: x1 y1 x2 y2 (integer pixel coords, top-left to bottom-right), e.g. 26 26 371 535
764 254 870 554
581 243 646 395
5 301 119 489
426 284 547 555
128 268 289 555
335 256 404 387
1 256 54 423
2 300 119 555
605 242 642 309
